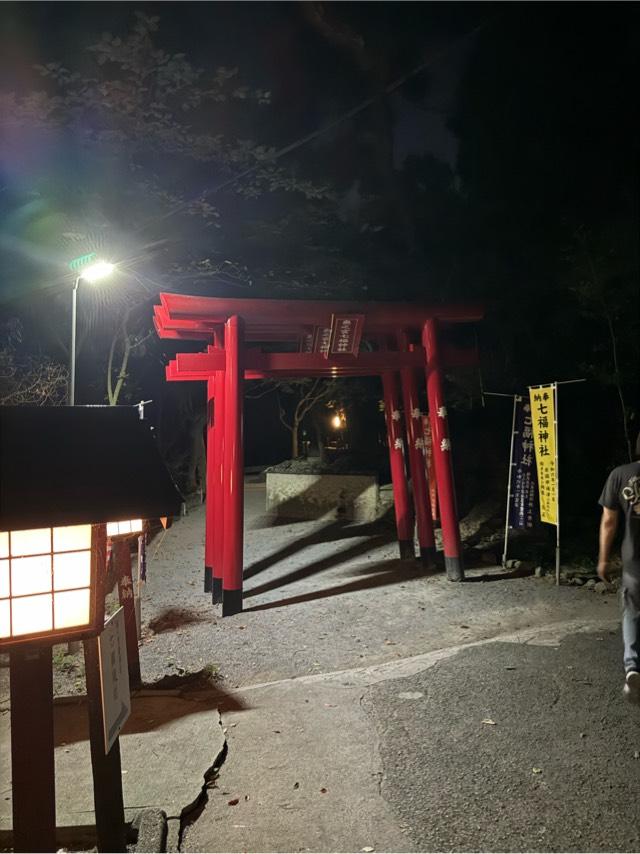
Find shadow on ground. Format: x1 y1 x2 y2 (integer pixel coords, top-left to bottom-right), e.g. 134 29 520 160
243 559 425 612
244 515 396 581
53 678 249 747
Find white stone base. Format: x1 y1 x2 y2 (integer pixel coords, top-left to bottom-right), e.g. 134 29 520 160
266 472 379 522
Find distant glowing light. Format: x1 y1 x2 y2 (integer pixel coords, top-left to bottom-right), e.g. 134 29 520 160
331 411 346 429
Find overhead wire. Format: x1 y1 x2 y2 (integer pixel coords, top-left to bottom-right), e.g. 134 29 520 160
1 16 491 306
136 17 490 233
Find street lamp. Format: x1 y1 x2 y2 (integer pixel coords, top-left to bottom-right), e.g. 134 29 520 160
70 261 115 406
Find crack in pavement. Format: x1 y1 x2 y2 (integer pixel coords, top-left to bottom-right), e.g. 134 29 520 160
176 711 228 852
180 618 620 852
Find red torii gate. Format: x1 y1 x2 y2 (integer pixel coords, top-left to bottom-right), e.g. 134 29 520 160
154 294 483 616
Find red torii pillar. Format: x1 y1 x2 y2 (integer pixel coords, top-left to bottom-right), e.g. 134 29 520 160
400 361 437 569
211 367 225 604
222 315 245 616
423 318 464 581
204 376 215 594
382 371 415 560
205 330 225 604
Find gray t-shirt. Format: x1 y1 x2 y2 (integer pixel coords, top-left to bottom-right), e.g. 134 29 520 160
599 461 640 575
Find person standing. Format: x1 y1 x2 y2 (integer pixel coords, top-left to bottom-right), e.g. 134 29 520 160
598 435 640 705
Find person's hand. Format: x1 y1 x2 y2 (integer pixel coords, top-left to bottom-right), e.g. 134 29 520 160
597 560 610 583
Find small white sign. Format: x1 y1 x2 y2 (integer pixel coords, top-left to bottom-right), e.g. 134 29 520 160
98 607 131 753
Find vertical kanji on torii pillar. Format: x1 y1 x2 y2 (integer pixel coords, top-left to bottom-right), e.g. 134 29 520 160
400 357 437 569
222 315 245 616
382 371 415 560
422 318 464 581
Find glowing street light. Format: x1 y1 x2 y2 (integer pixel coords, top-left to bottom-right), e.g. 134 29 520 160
80 260 115 283
69 259 116 406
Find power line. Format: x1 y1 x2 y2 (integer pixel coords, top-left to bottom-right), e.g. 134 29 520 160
139 18 489 232
1 17 490 307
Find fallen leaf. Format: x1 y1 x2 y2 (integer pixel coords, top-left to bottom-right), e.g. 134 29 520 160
532 768 542 774
320 787 328 794
228 798 240 806
481 719 496 726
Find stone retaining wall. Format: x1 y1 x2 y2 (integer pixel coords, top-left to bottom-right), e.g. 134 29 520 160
266 472 379 522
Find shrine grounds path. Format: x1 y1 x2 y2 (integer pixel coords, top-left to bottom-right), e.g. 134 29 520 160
131 482 640 853
2 483 634 851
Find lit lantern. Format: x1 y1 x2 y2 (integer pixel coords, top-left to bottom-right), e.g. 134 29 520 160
0 406 182 652
0 405 182 854
0 524 105 648
106 519 143 538
331 410 346 429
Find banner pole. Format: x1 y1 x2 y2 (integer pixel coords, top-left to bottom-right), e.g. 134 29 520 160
502 394 519 568
554 382 560 586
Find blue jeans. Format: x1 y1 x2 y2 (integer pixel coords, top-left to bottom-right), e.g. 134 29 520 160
622 573 640 674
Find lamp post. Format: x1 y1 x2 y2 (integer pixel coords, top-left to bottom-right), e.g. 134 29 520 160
69 261 115 406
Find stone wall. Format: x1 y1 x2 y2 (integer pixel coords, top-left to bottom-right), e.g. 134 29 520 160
266 472 379 522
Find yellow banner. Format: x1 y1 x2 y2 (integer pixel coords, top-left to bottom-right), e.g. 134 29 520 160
529 384 558 525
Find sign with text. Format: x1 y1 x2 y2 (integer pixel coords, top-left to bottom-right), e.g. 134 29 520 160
313 326 332 356
98 607 131 753
328 314 364 357
422 415 438 521
508 395 538 529
529 384 558 526
300 329 314 353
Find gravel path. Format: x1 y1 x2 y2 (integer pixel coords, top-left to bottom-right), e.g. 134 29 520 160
136 485 618 690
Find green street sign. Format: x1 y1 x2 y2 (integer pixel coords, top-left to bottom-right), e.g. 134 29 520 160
68 252 97 271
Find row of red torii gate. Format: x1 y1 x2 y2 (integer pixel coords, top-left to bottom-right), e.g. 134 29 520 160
154 294 483 616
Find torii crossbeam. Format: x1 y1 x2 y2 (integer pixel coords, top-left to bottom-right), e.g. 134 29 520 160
155 294 483 616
